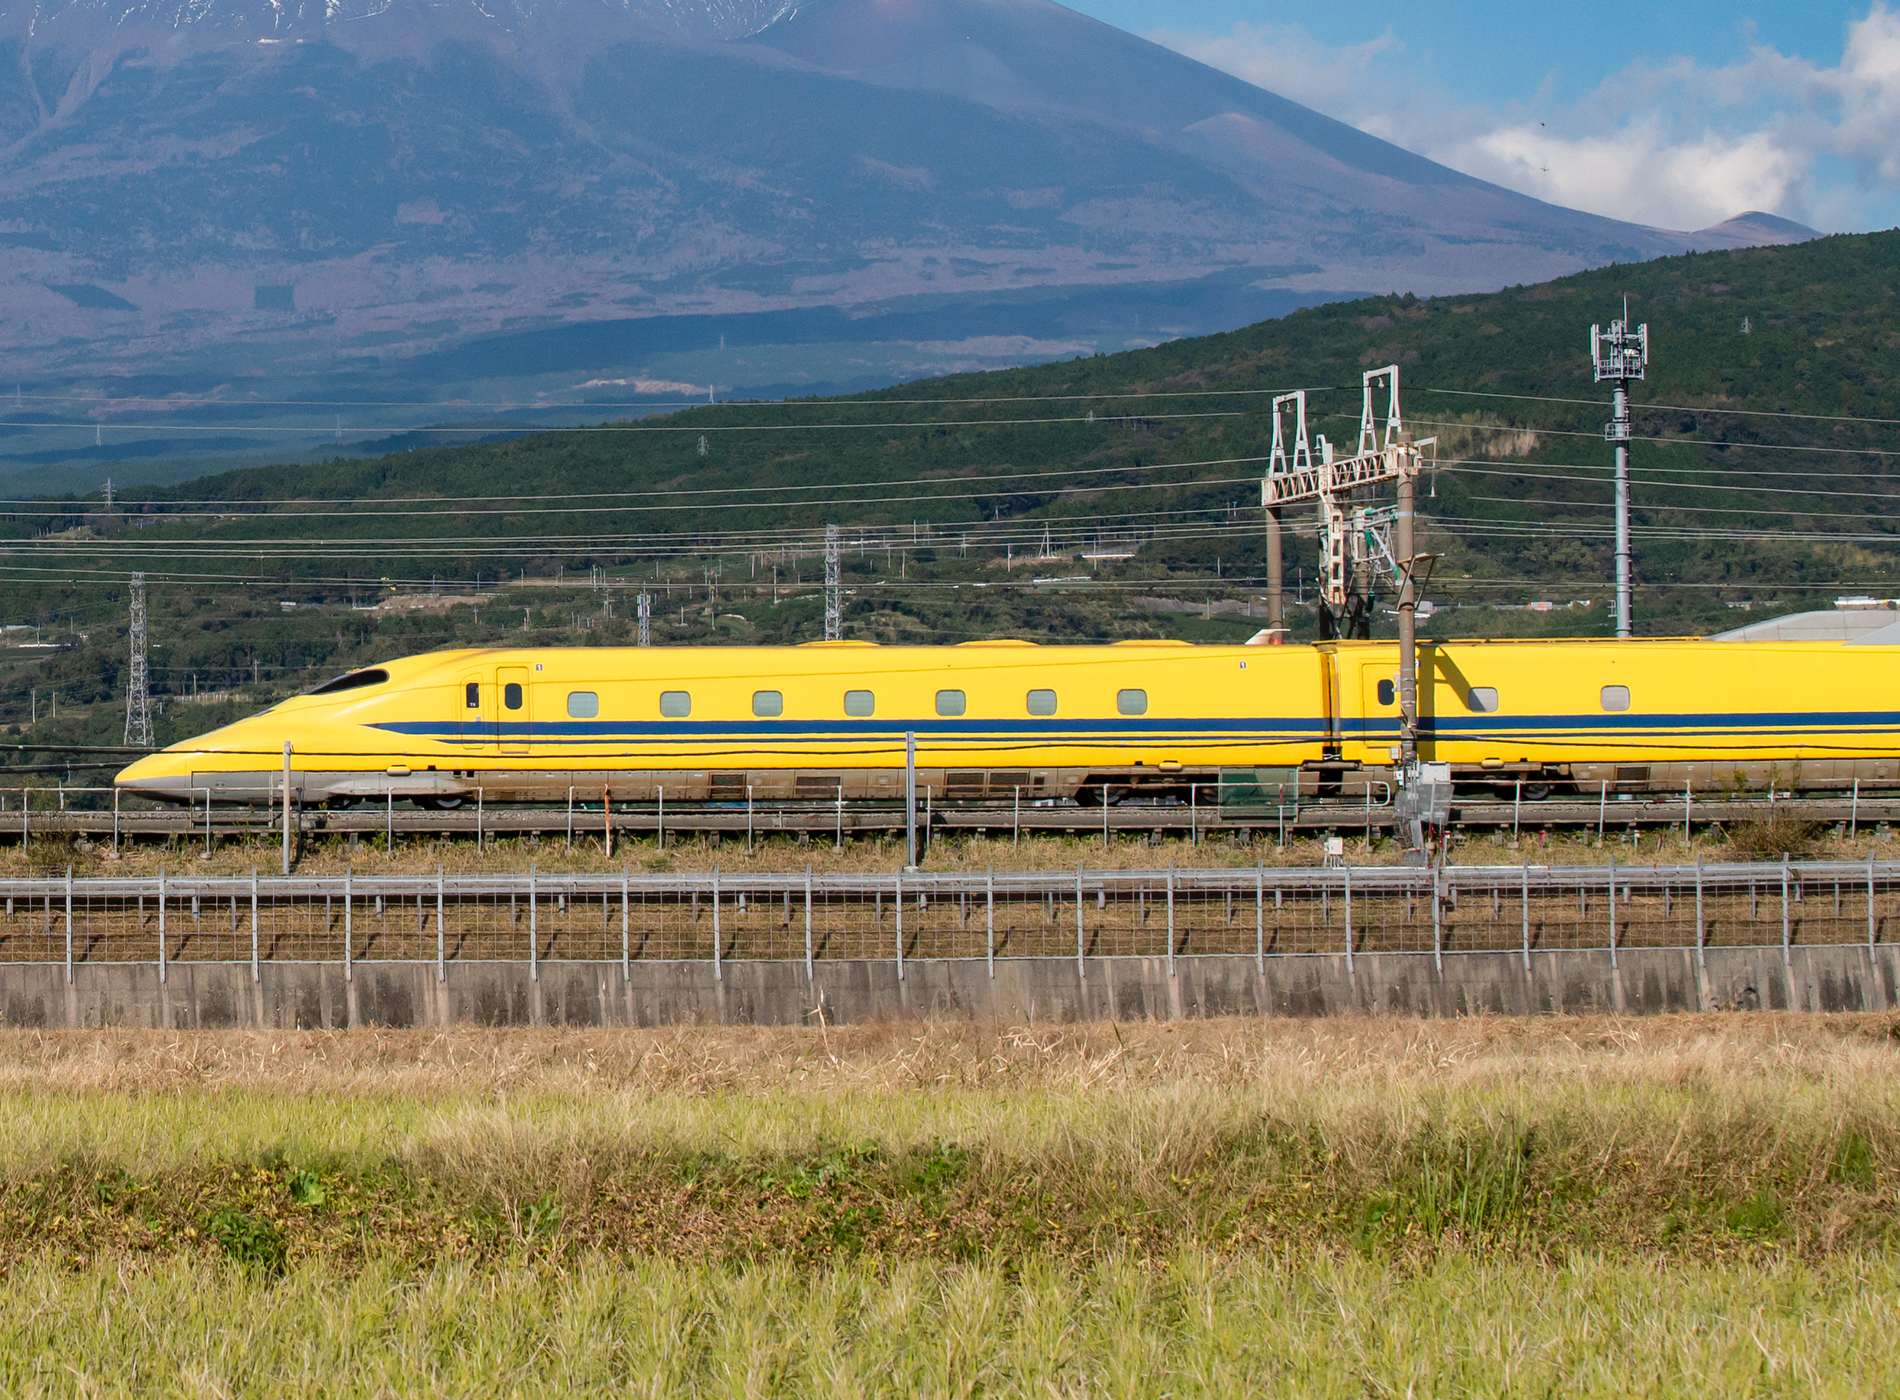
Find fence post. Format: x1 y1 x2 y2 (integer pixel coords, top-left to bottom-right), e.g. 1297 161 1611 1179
1431 864 1443 974
835 784 843 851
1190 783 1199 847
527 865 537 983
1074 868 1086 980
1344 865 1354 974
1781 854 1792 966
1603 858 1618 957
1520 864 1530 973
157 869 167 984
985 868 996 979
112 786 120 859
1013 788 1020 849
1868 853 1877 951
1255 866 1265 973
894 870 905 981
711 867 722 982
1103 799 1109 850
746 785 754 856
904 732 918 871
1165 867 1175 977
19 787 25 852
798 866 812 985
1694 858 1705 968
251 869 260 984
1512 779 1521 842
1597 780 1608 845
281 742 293 875
436 867 447 983
63 866 72 985
387 790 394 854
202 789 211 858
343 868 353 982
658 786 665 851
476 786 484 855
566 787 575 853
1362 786 1370 848
620 871 630 983
1683 778 1692 842
1851 778 1861 840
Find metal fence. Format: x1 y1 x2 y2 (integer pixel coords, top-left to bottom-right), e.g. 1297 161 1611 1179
0 859 1894 980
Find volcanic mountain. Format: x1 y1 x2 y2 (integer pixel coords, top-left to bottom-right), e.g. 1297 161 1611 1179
0 0 1813 476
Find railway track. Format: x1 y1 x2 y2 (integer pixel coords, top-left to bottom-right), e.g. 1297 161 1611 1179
4 790 1895 850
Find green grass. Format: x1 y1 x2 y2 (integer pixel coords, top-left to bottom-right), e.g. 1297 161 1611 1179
0 1251 1891 1396
2 1017 1898 1391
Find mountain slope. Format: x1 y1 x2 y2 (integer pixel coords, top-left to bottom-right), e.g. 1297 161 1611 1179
0 0 1812 484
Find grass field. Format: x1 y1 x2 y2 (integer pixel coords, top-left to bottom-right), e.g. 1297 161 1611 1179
0 1016 1896 1392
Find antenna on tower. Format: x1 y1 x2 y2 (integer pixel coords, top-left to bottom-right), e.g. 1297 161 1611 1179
823 523 842 641
636 591 651 646
123 572 153 747
1591 298 1649 638
697 434 708 458
102 477 114 514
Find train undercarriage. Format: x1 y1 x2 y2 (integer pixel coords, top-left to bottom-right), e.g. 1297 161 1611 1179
128 755 1900 811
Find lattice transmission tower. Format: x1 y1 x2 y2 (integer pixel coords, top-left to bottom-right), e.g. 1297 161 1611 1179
123 572 153 747
823 524 842 641
636 591 651 647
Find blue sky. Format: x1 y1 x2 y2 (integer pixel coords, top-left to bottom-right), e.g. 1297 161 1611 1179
1066 1 1900 232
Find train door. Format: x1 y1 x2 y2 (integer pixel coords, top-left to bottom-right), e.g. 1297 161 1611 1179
496 665 530 755
1356 660 1400 765
461 671 493 745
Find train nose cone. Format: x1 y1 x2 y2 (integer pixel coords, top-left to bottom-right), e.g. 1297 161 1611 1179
114 754 195 803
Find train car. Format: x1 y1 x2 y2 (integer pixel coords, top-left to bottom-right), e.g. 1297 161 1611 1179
112 640 1333 806
113 631 1900 808
1339 637 1900 795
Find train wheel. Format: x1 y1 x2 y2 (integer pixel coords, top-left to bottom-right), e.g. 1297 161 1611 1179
415 795 465 811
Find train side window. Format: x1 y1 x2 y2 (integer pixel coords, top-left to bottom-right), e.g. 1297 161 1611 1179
503 682 523 711
753 690 783 718
1117 688 1148 716
660 691 691 718
936 689 967 717
567 691 599 719
844 689 874 717
1466 687 1499 713
1377 679 1395 706
1601 685 1631 712
1026 689 1057 716
464 682 479 710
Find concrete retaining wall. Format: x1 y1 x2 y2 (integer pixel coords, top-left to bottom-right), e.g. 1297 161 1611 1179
0 945 1893 1029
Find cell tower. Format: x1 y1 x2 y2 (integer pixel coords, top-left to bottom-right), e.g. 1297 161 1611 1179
123 572 153 747
636 591 651 647
1591 300 1649 638
823 524 842 641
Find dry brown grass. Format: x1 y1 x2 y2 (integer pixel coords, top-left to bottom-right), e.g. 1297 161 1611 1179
7 820 1900 879
0 1012 1890 1099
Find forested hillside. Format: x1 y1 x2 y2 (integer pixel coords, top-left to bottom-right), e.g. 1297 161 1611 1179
1 229 1896 762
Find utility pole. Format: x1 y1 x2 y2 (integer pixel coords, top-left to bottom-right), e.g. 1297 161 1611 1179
124 572 153 747
1591 300 1648 638
823 523 842 641
636 592 651 647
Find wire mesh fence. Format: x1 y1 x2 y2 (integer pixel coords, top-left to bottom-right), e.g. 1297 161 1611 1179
0 859 1894 977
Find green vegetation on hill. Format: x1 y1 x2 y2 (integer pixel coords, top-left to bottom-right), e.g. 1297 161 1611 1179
0 230 1896 753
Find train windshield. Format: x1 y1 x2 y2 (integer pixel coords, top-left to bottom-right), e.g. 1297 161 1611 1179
304 668 390 697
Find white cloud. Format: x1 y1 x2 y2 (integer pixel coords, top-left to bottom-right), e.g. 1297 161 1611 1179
1148 5 1900 232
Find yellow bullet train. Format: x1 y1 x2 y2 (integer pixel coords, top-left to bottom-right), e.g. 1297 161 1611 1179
113 631 1900 806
